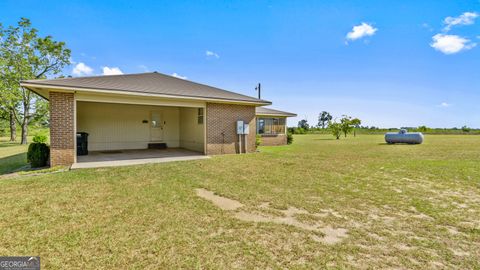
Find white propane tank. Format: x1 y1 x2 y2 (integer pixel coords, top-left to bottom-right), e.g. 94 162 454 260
385 129 424 144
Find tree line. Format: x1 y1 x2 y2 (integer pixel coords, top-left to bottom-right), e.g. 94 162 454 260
294 111 362 139
0 18 71 144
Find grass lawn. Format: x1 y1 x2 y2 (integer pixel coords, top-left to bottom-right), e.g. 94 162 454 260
0 134 479 269
0 137 28 174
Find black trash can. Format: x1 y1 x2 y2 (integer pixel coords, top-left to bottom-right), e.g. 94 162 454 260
77 132 89 156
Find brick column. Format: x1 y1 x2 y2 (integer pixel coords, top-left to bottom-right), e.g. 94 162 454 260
206 103 256 155
49 91 75 166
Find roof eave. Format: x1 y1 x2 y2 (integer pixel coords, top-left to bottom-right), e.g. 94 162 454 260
256 113 297 117
20 82 272 106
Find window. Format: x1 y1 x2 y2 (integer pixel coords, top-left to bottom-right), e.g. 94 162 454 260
257 117 286 135
257 119 265 134
151 112 161 128
197 108 204 124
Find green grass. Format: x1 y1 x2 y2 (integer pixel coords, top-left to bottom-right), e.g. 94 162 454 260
0 134 479 269
0 137 28 174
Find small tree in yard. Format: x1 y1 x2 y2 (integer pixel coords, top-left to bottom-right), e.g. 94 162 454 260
0 18 71 144
350 118 361 137
329 120 342 139
318 111 332 129
340 115 353 138
298 119 310 130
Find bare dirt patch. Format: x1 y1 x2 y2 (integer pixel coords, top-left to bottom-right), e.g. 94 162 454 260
195 188 244 211
450 248 470 257
234 209 319 231
196 188 349 245
313 226 349 245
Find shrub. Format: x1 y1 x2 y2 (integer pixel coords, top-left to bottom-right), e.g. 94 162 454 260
288 127 307 135
27 142 50 168
287 132 293 144
32 134 48 143
296 127 307 134
255 135 262 147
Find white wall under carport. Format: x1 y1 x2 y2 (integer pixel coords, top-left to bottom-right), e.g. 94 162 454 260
76 99 205 153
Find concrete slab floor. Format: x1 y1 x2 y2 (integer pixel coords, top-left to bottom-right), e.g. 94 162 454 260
71 148 209 169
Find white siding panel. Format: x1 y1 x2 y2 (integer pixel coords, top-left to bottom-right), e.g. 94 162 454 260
77 102 180 151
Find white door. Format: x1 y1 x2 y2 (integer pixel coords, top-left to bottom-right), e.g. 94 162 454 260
150 111 164 142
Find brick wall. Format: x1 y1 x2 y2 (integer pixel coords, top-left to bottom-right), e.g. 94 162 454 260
260 134 287 146
49 91 75 166
206 103 256 155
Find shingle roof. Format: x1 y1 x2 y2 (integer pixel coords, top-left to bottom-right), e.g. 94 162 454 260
256 107 297 117
21 72 271 105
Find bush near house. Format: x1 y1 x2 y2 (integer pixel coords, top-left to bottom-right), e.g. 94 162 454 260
255 135 262 147
32 134 48 143
287 132 293 144
27 135 50 167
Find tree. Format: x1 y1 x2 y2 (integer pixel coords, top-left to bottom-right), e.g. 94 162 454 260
0 41 18 142
0 78 18 142
318 111 332 129
298 119 310 130
0 18 71 144
329 120 342 139
461 125 470 133
350 118 362 137
30 98 49 127
417 126 428 132
340 115 353 138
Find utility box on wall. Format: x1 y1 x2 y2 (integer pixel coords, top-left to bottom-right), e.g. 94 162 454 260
236 120 249 135
237 120 244 135
243 123 249 135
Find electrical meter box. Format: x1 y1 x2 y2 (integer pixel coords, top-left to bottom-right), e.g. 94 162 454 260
243 123 250 134
236 120 244 134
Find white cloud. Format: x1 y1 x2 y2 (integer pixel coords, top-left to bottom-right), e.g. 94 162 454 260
102 66 123 75
439 102 452 107
346 23 377 41
206 50 220 58
430 34 476 54
72 62 93 76
443 12 478 31
171 73 187 80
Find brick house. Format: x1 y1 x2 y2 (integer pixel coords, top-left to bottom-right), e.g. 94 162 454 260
21 72 295 167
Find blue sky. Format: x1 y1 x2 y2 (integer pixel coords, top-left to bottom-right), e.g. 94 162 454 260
1 0 479 128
